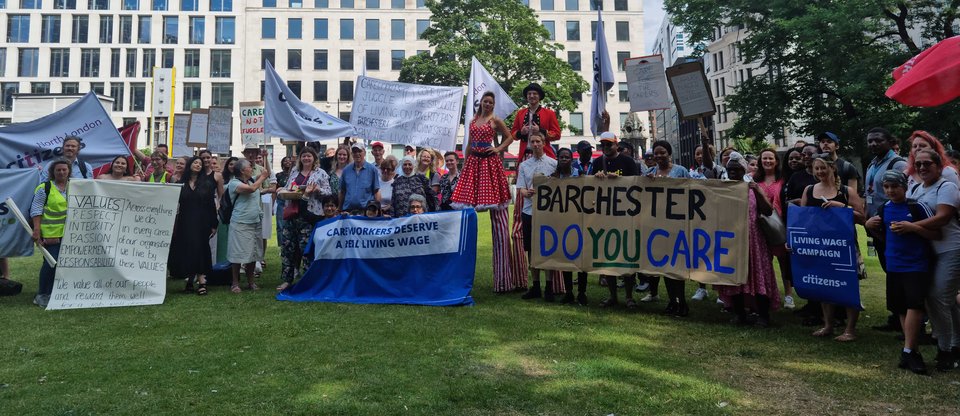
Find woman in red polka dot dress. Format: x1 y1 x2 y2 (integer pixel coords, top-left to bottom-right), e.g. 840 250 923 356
452 91 518 292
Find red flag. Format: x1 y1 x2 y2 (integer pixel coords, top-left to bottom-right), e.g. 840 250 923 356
92 121 140 177
886 36 960 107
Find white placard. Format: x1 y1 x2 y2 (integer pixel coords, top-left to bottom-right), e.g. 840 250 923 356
171 113 192 157
47 180 181 310
626 55 671 112
239 101 265 146
350 76 464 152
186 109 209 147
206 107 232 154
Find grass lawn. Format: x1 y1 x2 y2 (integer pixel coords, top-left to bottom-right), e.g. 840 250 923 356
1 211 959 415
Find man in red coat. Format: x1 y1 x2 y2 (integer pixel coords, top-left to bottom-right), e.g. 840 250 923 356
511 83 560 159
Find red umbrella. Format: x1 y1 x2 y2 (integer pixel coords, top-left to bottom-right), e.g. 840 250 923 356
886 36 960 107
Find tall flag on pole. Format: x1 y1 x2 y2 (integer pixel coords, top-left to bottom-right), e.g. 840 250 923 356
464 57 518 150
590 8 615 136
264 61 357 141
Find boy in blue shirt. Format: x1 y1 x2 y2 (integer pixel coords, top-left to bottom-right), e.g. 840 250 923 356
867 170 940 375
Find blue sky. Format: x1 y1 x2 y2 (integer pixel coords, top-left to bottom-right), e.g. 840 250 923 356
643 0 666 53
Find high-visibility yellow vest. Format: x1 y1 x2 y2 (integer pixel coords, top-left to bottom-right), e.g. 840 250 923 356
36 182 67 239
148 171 167 183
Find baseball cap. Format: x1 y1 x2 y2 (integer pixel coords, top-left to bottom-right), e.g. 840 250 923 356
817 131 840 144
371 141 384 148
351 143 365 152
599 132 618 143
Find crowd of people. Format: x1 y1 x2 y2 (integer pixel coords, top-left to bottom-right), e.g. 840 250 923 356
11 84 960 377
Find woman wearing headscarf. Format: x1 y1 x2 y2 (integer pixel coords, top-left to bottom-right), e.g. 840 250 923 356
392 156 437 217
718 152 779 327
169 156 218 295
277 148 333 292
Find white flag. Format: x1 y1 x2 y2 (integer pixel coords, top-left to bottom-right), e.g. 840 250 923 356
465 57 518 150
591 9 616 136
264 62 357 141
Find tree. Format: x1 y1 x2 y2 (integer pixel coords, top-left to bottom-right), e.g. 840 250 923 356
664 0 960 156
399 0 588 124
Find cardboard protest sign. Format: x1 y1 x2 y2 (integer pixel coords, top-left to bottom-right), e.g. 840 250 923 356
665 61 716 120
788 206 862 310
350 76 464 152
171 113 192 157
239 101 265 146
206 106 232 154
625 54 671 112
531 176 748 285
46 180 180 310
186 108 209 147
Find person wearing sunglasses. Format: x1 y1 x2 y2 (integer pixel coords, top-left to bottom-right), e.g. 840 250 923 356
378 156 398 217
904 131 960 189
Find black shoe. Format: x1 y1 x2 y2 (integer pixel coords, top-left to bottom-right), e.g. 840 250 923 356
576 293 588 306
901 351 928 375
755 316 771 328
674 302 689 317
898 351 909 369
730 315 752 326
663 300 678 315
521 286 541 300
560 292 575 304
543 286 555 302
872 323 900 332
936 349 959 371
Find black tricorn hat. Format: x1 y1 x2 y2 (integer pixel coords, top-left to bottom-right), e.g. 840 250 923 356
522 82 546 100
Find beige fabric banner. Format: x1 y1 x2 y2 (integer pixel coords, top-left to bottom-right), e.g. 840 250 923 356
531 176 749 286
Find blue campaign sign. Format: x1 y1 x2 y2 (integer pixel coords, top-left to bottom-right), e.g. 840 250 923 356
787 206 862 310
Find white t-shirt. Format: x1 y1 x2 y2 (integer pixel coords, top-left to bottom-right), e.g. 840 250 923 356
517 155 557 215
380 178 394 210
907 177 960 253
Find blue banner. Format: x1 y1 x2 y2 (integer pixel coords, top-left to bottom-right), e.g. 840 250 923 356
277 209 478 306
0 168 40 257
788 206 862 310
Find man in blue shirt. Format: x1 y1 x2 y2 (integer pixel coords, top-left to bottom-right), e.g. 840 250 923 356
340 143 380 214
39 136 94 181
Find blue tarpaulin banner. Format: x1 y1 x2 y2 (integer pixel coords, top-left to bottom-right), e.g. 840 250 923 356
788 205 863 310
277 209 478 306
0 168 40 258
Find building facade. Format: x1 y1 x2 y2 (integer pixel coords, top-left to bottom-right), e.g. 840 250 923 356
649 13 704 167
0 0 645 161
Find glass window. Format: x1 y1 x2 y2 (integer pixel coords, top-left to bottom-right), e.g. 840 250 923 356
289 18 302 39
287 81 300 98
110 48 121 76
184 48 200 77
142 48 155 77
565 0 577 10
589 0 601 10
288 49 301 70
210 49 231 77
80 48 100 77
340 49 353 70
88 0 109 9
315 0 328 7
617 51 629 71
313 49 327 70
262 0 275 5
390 49 403 70
161 48 173 68
182 82 201 111
91 82 105 95
189 16 204 44
313 80 327 101
416 19 428 39
130 82 145 111
314 18 328 39
365 0 377 7
109 82 123 111
341 0 353 7
569 113 583 135
289 0 302 6
55 0 78 8
215 17 234 44
365 49 379 70
615 21 629 41
42 15 61 43
618 82 628 102
62 82 79 94
567 51 580 71
339 80 353 101
120 16 132 43
50 48 70 77
18 48 39 77
614 0 626 11
262 18 276 39
0 49 4 77
152 0 166 9
542 21 555 41
72 15 89 43
365 19 379 40
340 19 354 39
138 16 151 43
391 19 404 40
7 15 30 43
210 0 231 11
181 0 198 11
591 21 597 41
123 0 139 10
125 48 136 76
391 0 402 8
541 0 553 10
99 15 113 43
566 21 579 41
211 82 233 107
416 0 424 6
31 82 51 94
261 49 274 69
163 16 178 44
1 83 19 111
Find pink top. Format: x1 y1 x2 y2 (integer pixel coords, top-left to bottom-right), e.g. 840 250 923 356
756 178 784 217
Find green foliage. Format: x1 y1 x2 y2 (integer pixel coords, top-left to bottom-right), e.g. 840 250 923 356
733 138 772 155
664 0 960 156
399 0 588 122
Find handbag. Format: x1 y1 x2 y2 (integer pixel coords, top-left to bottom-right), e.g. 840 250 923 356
282 171 312 221
758 213 787 246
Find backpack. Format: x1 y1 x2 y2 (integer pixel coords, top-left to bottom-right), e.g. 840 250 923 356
836 158 863 196
77 159 88 179
218 188 241 225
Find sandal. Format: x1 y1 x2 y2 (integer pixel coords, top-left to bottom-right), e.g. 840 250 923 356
625 298 639 310
834 332 857 342
599 298 618 308
230 285 242 294
184 277 195 293
196 284 207 296
812 327 834 337
276 282 290 291
247 283 260 291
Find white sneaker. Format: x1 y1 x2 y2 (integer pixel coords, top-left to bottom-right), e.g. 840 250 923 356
716 297 725 307
33 294 49 308
640 294 658 302
784 295 796 309
691 287 708 301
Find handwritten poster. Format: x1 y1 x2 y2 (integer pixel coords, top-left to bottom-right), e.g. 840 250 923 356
665 61 716 119
171 113 192 157
186 108 209 147
240 101 265 146
349 76 464 152
625 55 671 112
206 106 232 154
46 180 181 310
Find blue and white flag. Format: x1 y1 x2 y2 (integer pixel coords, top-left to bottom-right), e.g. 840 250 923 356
590 9 616 136
278 209 478 306
464 57 518 149
0 168 40 258
264 62 357 141
788 206 863 310
0 92 129 169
